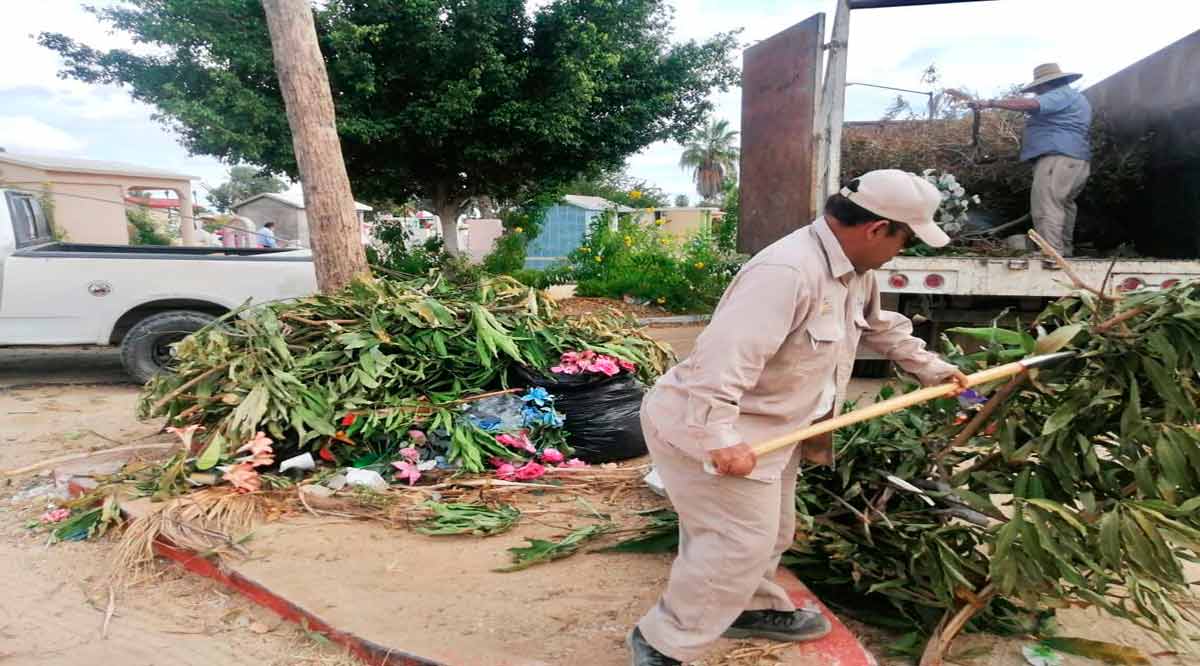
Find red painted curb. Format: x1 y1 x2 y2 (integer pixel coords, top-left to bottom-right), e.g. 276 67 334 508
775 567 878 666
151 538 445 666
72 480 872 666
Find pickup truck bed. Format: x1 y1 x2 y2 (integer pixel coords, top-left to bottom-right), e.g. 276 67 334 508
1 188 318 381
16 242 298 258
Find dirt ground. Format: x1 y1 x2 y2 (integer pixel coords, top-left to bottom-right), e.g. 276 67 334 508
0 339 1191 666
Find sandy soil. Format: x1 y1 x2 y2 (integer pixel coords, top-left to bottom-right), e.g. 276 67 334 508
0 356 357 665
555 296 677 320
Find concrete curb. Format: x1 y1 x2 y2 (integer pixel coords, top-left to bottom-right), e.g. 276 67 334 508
66 478 873 666
775 567 879 666
637 314 712 326
151 538 447 666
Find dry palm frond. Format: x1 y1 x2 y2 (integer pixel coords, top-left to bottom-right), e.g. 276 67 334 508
701 640 792 665
110 488 266 585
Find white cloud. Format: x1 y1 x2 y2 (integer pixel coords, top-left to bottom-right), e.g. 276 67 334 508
0 116 87 153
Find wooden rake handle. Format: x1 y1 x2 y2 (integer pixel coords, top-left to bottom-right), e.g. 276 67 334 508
702 360 1027 475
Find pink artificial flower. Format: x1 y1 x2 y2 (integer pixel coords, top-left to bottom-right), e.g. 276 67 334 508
617 358 637 372
236 431 275 468
564 458 588 468
560 351 580 365
577 350 596 370
223 462 262 493
514 461 547 481
540 448 565 464
408 430 427 444
488 456 509 469
495 463 518 480
496 432 536 453
551 364 580 375
400 447 420 463
590 357 620 376
165 424 205 451
39 508 71 524
392 460 421 485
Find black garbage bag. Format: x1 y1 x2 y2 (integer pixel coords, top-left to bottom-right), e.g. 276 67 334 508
512 366 647 463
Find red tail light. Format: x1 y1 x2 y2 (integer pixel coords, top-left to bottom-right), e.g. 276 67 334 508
888 274 909 289
1162 279 1180 289
1119 277 1144 292
924 274 945 289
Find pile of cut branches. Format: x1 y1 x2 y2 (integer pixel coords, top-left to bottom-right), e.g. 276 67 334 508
139 273 673 475
801 282 1200 660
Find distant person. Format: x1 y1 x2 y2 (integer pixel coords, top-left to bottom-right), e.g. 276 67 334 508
259 221 278 248
949 63 1092 256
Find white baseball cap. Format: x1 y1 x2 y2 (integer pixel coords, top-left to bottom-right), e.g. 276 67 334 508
839 169 949 248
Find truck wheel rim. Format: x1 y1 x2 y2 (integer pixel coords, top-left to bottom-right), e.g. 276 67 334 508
153 334 187 368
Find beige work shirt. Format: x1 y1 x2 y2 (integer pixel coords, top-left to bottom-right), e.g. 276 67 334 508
642 216 958 482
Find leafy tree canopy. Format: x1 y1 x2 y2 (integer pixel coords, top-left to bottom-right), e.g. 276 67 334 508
40 0 739 251
558 165 670 209
206 165 287 213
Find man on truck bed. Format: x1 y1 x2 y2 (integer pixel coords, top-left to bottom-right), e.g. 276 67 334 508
949 63 1092 256
626 169 969 666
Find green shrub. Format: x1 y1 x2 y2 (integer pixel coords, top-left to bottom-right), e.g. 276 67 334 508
567 211 744 313
126 207 171 245
366 218 448 275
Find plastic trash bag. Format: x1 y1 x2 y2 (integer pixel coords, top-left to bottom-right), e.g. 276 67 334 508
513 366 647 463
462 393 526 433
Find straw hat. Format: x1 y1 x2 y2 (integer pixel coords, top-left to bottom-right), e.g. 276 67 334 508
1021 63 1082 93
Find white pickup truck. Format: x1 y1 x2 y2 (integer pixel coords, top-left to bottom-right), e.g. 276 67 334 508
0 188 317 382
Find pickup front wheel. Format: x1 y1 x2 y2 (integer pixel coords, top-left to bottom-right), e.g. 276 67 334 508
120 310 216 383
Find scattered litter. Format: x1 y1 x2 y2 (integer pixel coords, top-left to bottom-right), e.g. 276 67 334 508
9 481 69 503
1022 643 1064 666
463 394 526 433
325 473 347 490
279 452 315 473
344 468 388 492
299 484 335 499
643 467 667 498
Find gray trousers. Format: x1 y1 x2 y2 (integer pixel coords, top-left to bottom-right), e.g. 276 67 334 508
636 415 801 662
1031 154 1091 256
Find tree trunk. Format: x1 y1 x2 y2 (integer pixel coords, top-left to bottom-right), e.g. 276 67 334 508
262 0 369 293
432 187 462 255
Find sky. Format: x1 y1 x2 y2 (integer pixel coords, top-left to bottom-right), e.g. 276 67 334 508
1 1 1197 206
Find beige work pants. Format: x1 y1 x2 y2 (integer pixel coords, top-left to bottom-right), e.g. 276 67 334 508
1031 154 1091 256
636 415 801 663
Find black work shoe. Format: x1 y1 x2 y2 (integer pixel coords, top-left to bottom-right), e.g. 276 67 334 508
722 609 833 642
626 626 681 666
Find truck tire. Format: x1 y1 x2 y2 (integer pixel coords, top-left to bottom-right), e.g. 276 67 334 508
120 310 216 384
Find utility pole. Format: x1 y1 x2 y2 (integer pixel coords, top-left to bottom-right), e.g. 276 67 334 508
261 0 369 293
813 0 850 210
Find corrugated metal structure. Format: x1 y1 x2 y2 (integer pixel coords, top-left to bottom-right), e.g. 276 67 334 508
524 196 630 269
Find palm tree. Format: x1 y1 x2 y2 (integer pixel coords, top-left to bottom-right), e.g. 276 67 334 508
679 119 739 204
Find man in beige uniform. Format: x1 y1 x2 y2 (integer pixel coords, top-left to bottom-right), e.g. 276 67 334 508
627 169 969 665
